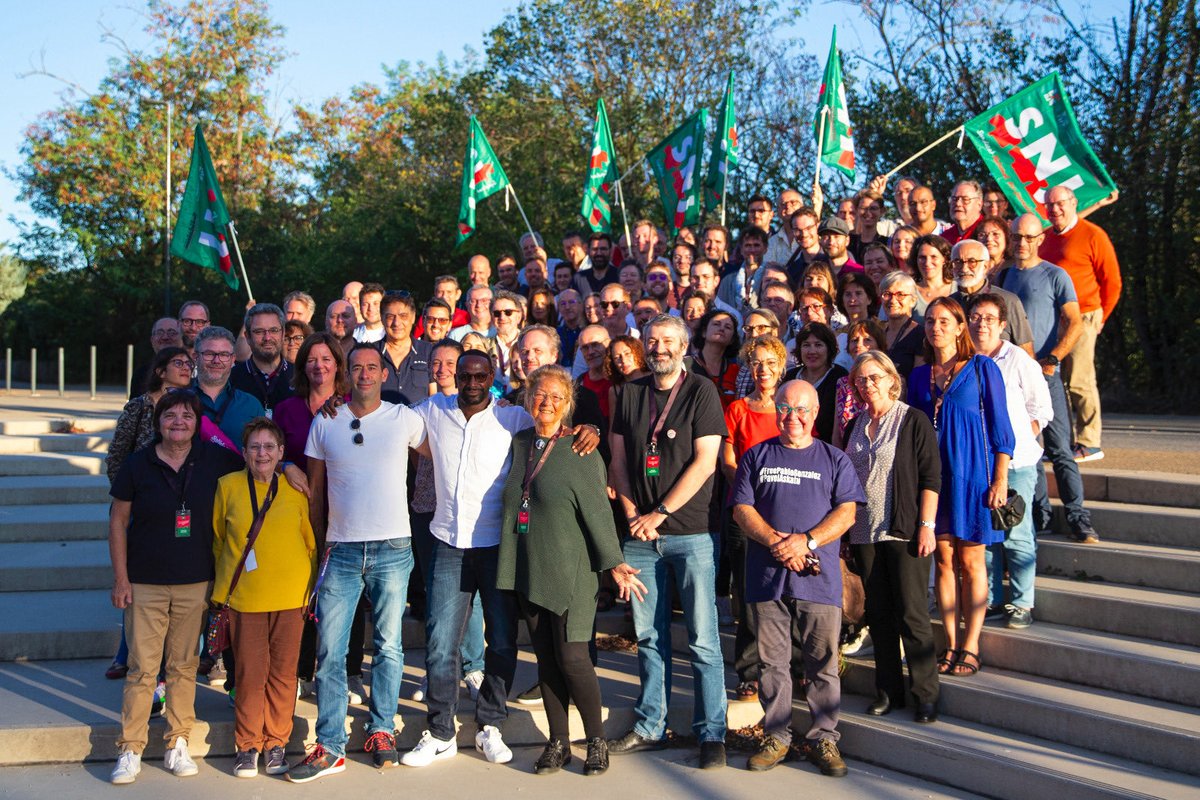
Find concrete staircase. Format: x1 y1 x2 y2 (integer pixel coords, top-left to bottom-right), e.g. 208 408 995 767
0 410 1198 798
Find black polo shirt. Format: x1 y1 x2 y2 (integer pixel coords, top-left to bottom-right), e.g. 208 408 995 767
110 442 244 585
376 338 433 407
573 266 619 297
612 371 727 535
229 359 295 412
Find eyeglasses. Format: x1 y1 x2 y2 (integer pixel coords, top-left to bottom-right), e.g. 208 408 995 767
493 308 520 317
245 442 280 453
531 391 567 405
646 273 670 282
951 258 988 268
424 316 451 325
880 291 912 300
853 374 888 386
198 351 235 362
751 358 781 370
152 328 179 337
799 303 827 314
180 318 208 328
968 313 1001 326
350 417 364 445
168 358 194 370
250 326 283 338
285 335 306 345
743 324 773 335
748 206 772 215
949 195 981 204
1012 233 1044 242
775 403 814 417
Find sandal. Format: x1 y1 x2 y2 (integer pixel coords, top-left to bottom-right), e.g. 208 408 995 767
734 680 759 702
952 650 982 676
937 649 958 675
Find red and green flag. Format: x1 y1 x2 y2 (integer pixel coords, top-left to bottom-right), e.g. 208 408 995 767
814 27 856 181
456 116 511 244
170 124 237 290
646 109 708 235
964 71 1117 224
705 71 738 210
580 99 619 233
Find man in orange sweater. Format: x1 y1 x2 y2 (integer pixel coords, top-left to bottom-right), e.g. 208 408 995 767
1039 186 1122 462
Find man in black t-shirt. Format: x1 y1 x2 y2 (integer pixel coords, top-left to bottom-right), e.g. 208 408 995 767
230 303 295 414
607 314 730 770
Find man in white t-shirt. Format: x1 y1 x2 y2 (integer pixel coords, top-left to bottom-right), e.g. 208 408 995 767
291 345 425 782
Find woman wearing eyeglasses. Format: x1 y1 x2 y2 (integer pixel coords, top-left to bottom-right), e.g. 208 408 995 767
843 352 942 722
283 321 313 366
498 365 645 776
879 272 926 378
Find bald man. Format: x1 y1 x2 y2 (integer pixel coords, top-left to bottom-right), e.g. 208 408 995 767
342 281 365 324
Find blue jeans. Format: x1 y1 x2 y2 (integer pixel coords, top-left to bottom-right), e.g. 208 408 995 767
315 538 414 757
424 540 518 741
987 465 1038 609
411 511 485 676
1034 371 1091 530
623 532 727 743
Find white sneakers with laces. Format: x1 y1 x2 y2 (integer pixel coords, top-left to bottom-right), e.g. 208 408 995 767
401 730 457 767
464 670 484 701
110 750 141 784
474 725 513 764
164 736 198 777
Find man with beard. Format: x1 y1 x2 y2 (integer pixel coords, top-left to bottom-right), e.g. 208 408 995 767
574 233 619 296
230 303 295 414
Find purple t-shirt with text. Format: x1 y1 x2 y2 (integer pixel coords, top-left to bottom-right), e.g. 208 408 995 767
731 437 865 606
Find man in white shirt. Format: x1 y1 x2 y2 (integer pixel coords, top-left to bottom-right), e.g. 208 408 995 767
294 345 426 781
352 282 386 343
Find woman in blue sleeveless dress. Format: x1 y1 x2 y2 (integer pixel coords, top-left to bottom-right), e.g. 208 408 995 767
908 297 1014 678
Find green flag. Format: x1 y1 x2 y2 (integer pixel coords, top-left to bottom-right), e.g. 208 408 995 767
704 71 738 210
964 72 1117 224
457 116 512 244
581 99 620 233
170 125 237 290
646 109 708 235
814 27 856 181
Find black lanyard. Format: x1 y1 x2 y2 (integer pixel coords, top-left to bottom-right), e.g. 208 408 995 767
158 450 195 510
521 427 564 507
247 469 279 519
248 361 286 409
206 386 237 427
647 371 685 449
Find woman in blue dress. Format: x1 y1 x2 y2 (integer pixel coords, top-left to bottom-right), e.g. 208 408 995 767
908 297 1014 677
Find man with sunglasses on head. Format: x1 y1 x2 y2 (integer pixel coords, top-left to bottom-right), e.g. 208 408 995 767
375 292 433 407
293 344 427 781
192 326 265 446
230 303 295 415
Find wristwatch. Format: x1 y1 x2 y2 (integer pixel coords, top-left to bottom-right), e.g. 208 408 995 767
655 503 670 517
805 533 819 551
919 520 936 530
1042 354 1060 367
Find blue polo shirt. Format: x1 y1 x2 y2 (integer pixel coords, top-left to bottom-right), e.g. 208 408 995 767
376 338 433 407
194 380 266 445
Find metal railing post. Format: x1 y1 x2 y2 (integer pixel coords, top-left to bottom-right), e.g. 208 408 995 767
90 346 97 400
58 347 65 397
30 347 38 396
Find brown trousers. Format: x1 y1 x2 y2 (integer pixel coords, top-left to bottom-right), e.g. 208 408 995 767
118 581 210 754
230 607 305 751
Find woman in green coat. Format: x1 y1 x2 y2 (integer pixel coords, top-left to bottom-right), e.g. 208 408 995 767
498 364 645 778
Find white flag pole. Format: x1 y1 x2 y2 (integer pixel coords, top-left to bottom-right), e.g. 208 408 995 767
813 106 828 218
882 125 966 180
507 185 538 244
226 220 254 303
614 179 633 251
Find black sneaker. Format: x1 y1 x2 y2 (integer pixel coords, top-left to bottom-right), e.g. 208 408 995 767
364 730 398 768
699 740 726 770
534 739 571 775
1072 523 1100 544
264 745 288 775
583 737 609 776
233 748 259 778
804 738 848 777
515 683 543 706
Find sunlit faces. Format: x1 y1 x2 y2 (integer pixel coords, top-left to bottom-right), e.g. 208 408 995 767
799 334 831 372
791 214 819 251
644 322 686 376
304 343 337 389
682 296 707 330
836 198 856 227
430 344 460 391
982 189 1010 219
610 340 642 377
577 326 611 370
967 300 1006 352
382 302 415 342
422 306 452 341
703 313 737 347
244 428 283 478
491 298 523 335
690 262 720 295
841 284 870 322
948 182 983 225
862 247 892 287
908 187 937 224
890 228 917 268
1044 186 1078 232
348 347 387 396
701 228 727 263
360 290 383 326
497 258 519 287
583 294 602 324
924 302 965 350
749 345 784 390
846 329 880 359
852 359 895 404
1011 214 1046 263
917 244 948 285
518 329 557 374
951 242 990 290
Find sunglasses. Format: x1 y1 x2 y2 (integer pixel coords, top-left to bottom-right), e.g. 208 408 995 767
493 308 521 317
350 418 363 445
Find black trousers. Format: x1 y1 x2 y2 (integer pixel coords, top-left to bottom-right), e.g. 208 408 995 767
724 507 760 682
854 540 939 706
519 596 604 741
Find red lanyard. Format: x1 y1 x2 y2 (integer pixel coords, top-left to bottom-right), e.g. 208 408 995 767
521 427 564 507
647 370 685 449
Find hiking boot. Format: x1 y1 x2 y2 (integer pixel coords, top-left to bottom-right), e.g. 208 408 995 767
804 738 848 777
748 735 788 772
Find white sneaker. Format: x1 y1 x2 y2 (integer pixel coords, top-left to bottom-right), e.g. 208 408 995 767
463 670 484 701
347 675 366 705
411 675 428 703
474 725 513 764
164 737 198 777
110 750 141 784
400 730 457 767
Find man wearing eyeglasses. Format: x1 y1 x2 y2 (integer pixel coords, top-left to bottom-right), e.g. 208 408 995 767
449 285 495 343
948 240 1035 357
942 181 986 245
296 344 427 780
765 189 805 266
131 317 184 395
178 300 211 354
907 186 951 237
192 326 265 446
731 380 864 777
783 207 827 284
231 303 295 414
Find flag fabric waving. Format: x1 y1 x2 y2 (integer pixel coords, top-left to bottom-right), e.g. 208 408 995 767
704 71 738 210
963 72 1117 224
580 99 620 233
814 27 856 181
646 109 708 236
456 116 512 244
170 125 237 290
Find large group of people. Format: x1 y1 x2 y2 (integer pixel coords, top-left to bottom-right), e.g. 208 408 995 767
104 176 1121 784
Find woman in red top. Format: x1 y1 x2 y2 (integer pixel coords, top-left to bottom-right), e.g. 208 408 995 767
690 308 742 409
718 334 787 704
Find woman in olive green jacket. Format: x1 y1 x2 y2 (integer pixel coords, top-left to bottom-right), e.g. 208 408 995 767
498 364 645 778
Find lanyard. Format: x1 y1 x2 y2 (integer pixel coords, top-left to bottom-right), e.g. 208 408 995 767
157 450 195 509
246 469 279 519
647 370 686 447
248 361 286 409
521 427 564 507
206 385 237 427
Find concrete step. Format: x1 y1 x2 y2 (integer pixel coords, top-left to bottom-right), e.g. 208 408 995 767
0 589 121 661
0 503 109 543
1038 534 1200 593
842 659 1200 776
0 541 113 591
0 452 107 477
934 619 1200 706
1052 499 1199 548
804 701 1200 800
1050 467 1200 510
1034 575 1200 646
0 433 112 455
0 418 117 436
0 475 112 506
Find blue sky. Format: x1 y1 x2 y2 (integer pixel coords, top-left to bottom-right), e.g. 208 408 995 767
0 0 1124 247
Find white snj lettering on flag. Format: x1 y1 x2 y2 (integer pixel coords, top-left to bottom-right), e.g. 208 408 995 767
759 466 822 485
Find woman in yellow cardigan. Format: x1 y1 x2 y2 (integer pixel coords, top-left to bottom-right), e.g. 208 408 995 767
213 417 315 779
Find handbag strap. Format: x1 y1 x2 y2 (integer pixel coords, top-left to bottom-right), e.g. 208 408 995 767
222 471 279 607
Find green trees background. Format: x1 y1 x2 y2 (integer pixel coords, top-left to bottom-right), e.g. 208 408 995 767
3 0 1197 410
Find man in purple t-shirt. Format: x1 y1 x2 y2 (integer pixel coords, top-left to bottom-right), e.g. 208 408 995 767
732 380 864 778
